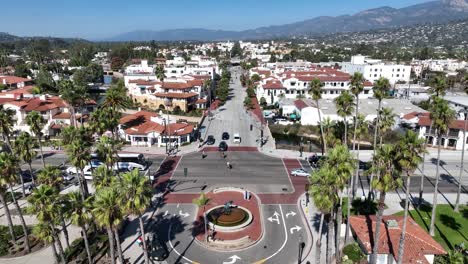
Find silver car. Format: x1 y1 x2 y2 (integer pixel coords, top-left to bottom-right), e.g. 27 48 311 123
291 168 309 177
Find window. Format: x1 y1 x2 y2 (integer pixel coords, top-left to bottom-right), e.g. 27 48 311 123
396 74 400 77
375 69 378 72
374 74 377 77
341 83 344 87
290 82 296 86
364 90 369 94
397 69 400 72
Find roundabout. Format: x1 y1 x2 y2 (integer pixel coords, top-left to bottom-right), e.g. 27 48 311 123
206 205 253 231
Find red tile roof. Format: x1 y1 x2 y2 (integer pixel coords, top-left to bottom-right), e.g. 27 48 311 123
120 111 159 126
402 111 430 121
418 116 467 130
129 79 162 86
294 100 311 110
350 215 446 264
153 92 198 99
195 98 207 104
22 97 67 111
0 76 32 85
164 123 194 136
52 112 72 119
120 111 193 136
262 80 285 90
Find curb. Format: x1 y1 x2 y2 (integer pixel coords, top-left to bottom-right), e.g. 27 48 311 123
298 193 314 264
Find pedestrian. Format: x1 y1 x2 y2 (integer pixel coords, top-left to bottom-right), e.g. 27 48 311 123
202 151 206 159
136 236 143 248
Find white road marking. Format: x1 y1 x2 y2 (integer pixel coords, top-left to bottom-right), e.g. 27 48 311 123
290 225 302 234
168 224 196 264
262 204 288 262
222 255 241 264
163 210 169 217
179 210 190 218
285 211 297 218
267 211 280 224
177 203 180 208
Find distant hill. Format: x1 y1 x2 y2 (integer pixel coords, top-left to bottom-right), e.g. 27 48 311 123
104 0 468 41
0 32 22 42
0 32 88 43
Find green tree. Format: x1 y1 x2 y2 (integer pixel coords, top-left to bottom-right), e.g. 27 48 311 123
88 107 119 136
93 166 116 191
37 165 63 190
155 65 165 82
0 105 15 152
429 97 456 236
93 187 124 264
13 132 37 192
58 80 89 126
309 78 327 154
96 135 122 171
64 135 92 199
334 91 354 146
0 155 17 243
395 131 426 264
25 111 45 168
377 107 395 146
111 57 125 72
68 191 93 264
14 62 31 78
369 144 402 264
120 170 152 264
36 67 55 93
351 115 369 196
33 222 60 263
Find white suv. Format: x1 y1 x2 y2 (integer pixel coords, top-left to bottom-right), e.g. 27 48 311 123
233 133 241 143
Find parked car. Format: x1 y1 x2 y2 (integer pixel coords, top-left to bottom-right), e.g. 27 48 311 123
20 170 35 183
206 135 215 145
307 155 327 169
62 174 75 182
149 233 168 261
291 168 309 177
233 133 241 143
222 132 230 140
219 141 228 151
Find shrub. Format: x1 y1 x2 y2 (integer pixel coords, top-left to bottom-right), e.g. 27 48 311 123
342 242 364 262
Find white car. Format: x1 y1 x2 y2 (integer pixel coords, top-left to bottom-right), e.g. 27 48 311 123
66 165 93 176
291 168 309 177
233 133 241 143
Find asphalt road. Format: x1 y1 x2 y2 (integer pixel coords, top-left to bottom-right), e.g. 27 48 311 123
171 151 293 194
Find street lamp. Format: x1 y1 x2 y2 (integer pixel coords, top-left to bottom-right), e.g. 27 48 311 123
455 109 468 212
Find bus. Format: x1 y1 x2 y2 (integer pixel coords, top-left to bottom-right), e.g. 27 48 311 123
90 153 148 171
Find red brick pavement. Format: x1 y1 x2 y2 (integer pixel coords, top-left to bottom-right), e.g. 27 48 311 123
201 146 258 152
152 156 181 192
193 191 262 243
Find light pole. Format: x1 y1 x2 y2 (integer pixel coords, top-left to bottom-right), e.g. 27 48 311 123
455 109 467 212
204 211 208 243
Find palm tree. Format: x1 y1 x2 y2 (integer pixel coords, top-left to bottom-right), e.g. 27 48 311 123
455 110 467 212
0 169 16 244
96 136 121 171
334 91 355 146
429 97 456 236
93 187 124 264
93 166 116 191
370 77 391 199
58 80 88 126
88 107 120 137
349 72 365 198
14 132 37 186
309 168 334 264
377 107 395 146
321 117 339 148
33 221 60 263
37 165 63 190
395 131 426 264
68 191 93 264
369 144 402 264
351 114 369 196
308 78 327 154
65 140 91 199
0 105 15 152
428 75 448 97
0 152 31 253
25 111 46 168
27 185 66 263
120 169 153 264
155 65 165 83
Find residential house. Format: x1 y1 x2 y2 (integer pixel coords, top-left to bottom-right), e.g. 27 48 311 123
0 76 34 89
416 113 468 150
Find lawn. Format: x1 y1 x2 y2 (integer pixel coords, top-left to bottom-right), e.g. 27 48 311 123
394 204 468 250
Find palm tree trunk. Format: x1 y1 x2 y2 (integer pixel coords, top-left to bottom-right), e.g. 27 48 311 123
429 133 442 236
79 168 89 199
0 191 16 242
81 226 93 264
327 210 335 264
60 215 70 248
50 238 60 264
51 226 66 264
37 136 46 168
114 229 124 264
419 121 433 209
106 227 116 264
353 140 362 197
28 162 36 185
370 191 386 264
335 193 343 260
351 99 359 197
8 185 31 253
316 212 325 264
138 216 150 264
369 100 382 201
345 179 352 244
454 116 467 212
316 99 327 154
397 174 411 264
343 117 348 146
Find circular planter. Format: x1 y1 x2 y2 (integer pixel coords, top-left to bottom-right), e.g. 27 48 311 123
205 205 253 232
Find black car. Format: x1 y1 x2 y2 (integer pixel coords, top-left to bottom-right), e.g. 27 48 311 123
307 155 327 168
222 132 230 140
206 135 215 145
219 141 228 151
20 170 35 183
149 233 168 261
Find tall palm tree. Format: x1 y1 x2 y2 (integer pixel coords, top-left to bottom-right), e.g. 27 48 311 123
321 117 339 149
25 111 46 168
334 91 354 146
155 65 166 83
370 77 391 198
395 131 426 264
68 191 93 264
349 72 365 198
377 107 395 146
120 169 153 264
93 166 116 191
0 168 16 243
65 140 91 199
351 114 369 196
58 80 88 126
0 105 15 152
93 187 124 264
14 132 37 186
369 144 402 264
0 152 31 252
326 144 355 259
33 221 60 263
429 97 456 236
455 110 467 212
27 185 65 263
309 168 334 264
428 75 448 97
308 78 327 154
96 136 121 171
37 165 63 190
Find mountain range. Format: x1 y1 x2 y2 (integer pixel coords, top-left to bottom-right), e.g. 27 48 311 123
105 0 468 41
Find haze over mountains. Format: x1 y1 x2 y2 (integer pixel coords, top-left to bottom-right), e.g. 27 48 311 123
105 0 468 41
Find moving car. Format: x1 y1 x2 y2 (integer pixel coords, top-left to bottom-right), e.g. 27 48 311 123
206 135 215 145
219 141 228 151
233 133 241 143
149 233 168 261
291 168 309 177
222 132 230 140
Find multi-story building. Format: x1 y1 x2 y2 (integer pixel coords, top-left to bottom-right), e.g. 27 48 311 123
341 55 411 85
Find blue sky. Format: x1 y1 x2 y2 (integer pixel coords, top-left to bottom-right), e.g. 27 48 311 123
1 0 431 39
